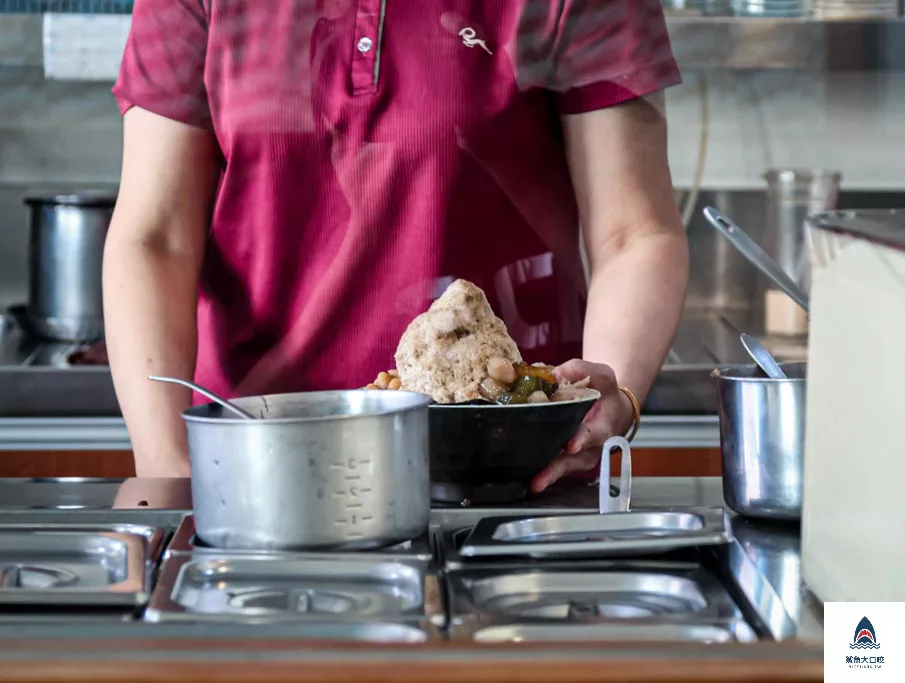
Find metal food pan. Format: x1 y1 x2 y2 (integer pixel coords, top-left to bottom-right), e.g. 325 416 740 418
164 515 434 563
461 622 757 643
0 530 150 606
0 508 188 531
146 554 445 634
459 508 731 560
0 609 135 623
0 522 167 565
445 564 745 626
436 529 707 572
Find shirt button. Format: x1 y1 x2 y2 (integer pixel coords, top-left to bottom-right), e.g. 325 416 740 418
357 36 373 53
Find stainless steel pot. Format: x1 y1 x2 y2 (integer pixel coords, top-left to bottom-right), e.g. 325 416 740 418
25 193 115 342
183 390 432 551
713 362 806 521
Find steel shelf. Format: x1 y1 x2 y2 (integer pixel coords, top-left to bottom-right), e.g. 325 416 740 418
1 6 904 70
0 0 132 12
668 16 905 70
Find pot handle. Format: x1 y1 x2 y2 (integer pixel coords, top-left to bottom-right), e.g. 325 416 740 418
599 436 632 514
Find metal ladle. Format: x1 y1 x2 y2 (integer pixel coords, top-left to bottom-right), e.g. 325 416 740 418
740 333 787 380
703 207 810 312
148 375 255 420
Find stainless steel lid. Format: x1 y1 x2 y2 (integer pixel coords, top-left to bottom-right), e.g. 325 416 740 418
807 209 905 251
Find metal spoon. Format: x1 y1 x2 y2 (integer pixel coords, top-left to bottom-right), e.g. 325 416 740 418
740 333 787 380
703 207 810 313
147 375 255 420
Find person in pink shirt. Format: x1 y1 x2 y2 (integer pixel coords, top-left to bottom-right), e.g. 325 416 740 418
105 0 689 488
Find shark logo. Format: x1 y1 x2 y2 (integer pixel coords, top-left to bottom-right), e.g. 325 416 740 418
851 616 881 650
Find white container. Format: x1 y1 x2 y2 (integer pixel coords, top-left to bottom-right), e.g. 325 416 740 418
801 209 905 602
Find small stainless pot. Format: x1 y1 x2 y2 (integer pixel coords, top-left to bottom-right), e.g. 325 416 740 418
713 362 806 521
25 193 115 342
183 390 432 551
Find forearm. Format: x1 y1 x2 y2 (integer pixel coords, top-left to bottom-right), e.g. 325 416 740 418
104 237 200 477
583 231 689 406
104 108 217 477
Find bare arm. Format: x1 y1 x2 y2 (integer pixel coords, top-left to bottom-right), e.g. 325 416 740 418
564 93 689 425
104 107 219 477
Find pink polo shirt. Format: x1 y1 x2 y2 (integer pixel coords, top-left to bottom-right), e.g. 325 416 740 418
113 0 681 402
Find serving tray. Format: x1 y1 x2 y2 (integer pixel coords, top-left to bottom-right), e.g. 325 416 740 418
459 508 731 560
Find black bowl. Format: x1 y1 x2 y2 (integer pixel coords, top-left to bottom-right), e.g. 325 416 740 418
428 391 600 504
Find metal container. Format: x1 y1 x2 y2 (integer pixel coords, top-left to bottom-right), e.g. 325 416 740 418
183 390 432 551
763 169 841 297
445 563 757 643
713 362 806 521
0 529 151 606
25 193 115 342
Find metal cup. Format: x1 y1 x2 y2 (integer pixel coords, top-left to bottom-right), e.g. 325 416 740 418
713 362 806 520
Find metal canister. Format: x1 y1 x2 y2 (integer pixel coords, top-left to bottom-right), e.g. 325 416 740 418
183 390 432 551
713 362 806 521
25 193 115 342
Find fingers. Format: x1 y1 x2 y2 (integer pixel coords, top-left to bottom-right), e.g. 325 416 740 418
530 450 601 493
564 423 591 455
535 359 620 493
554 359 616 391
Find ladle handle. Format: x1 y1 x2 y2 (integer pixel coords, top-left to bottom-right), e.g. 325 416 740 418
704 207 810 313
740 333 787 380
147 375 255 420
599 436 632 514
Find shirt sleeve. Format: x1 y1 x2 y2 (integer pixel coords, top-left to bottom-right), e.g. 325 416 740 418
515 0 682 115
112 0 212 129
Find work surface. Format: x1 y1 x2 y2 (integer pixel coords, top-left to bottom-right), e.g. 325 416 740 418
0 477 823 682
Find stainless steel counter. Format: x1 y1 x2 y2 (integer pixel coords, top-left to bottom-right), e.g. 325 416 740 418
0 415 722 451
0 476 823 662
0 306 808 450
0 290 807 418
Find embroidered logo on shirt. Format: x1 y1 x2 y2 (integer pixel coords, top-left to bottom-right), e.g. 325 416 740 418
459 27 492 55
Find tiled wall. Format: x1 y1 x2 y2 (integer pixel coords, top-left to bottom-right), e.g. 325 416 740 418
1 14 904 307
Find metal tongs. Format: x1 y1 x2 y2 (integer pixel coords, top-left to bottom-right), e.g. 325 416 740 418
598 436 632 513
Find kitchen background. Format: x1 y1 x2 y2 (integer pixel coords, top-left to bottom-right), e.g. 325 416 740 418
2 11 905 306
1 6 904 418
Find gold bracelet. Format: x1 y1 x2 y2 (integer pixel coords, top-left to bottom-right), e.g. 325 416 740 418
617 385 641 442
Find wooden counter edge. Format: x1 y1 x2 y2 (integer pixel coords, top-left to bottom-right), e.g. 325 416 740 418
0 658 823 683
0 640 823 683
0 448 723 478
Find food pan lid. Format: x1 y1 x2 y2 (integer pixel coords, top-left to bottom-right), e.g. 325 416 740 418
458 508 732 561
